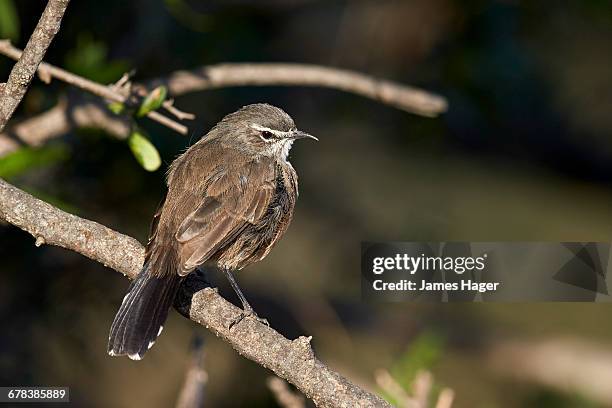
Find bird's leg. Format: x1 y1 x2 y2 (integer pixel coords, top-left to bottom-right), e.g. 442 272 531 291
222 268 269 329
223 268 252 310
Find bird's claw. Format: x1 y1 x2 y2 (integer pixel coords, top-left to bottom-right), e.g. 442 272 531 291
229 307 269 330
254 315 269 326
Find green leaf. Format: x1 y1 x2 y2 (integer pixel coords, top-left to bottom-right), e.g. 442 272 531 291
0 144 69 179
127 130 161 172
107 102 125 115
0 0 19 41
137 86 167 117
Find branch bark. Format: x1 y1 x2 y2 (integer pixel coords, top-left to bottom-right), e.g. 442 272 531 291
0 178 389 408
149 63 447 117
0 0 70 131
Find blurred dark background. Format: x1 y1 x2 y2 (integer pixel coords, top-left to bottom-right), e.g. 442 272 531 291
1 1 612 407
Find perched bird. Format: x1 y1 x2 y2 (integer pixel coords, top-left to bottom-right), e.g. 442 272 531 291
108 103 317 360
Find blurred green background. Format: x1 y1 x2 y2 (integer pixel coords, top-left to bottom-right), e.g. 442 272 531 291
2 1 612 407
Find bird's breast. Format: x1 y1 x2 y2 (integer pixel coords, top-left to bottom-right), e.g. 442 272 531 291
218 162 298 270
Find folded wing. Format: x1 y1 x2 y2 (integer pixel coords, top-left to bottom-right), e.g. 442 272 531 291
175 159 276 273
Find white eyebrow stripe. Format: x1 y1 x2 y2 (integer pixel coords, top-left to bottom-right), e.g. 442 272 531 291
251 124 293 140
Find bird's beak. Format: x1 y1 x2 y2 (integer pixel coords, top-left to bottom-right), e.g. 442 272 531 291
290 130 319 141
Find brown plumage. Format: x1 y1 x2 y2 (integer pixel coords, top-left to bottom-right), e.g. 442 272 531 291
108 104 316 360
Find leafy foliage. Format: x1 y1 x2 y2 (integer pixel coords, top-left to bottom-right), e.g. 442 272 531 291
0 144 69 179
107 102 125 115
136 86 168 117
127 129 161 172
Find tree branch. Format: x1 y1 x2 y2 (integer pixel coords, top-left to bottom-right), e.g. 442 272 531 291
0 40 189 135
149 63 447 117
0 96 130 157
0 0 70 131
0 177 389 408
0 47 447 158
489 339 612 406
175 335 207 408
374 369 454 408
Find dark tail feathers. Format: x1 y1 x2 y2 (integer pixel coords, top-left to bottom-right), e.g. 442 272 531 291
108 265 183 360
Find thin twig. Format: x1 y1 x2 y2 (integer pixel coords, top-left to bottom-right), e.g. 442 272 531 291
0 0 71 131
374 369 454 408
149 63 447 117
267 377 306 408
112 71 134 90
0 40 189 135
176 335 208 408
412 371 432 408
0 178 389 408
164 98 196 121
146 110 188 134
434 389 454 408
374 369 414 408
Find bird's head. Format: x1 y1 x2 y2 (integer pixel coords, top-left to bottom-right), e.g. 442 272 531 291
209 103 317 160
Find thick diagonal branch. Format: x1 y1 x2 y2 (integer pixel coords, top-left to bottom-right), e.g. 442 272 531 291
0 178 389 408
0 0 70 131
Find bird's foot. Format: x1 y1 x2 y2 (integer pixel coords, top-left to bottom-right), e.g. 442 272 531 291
229 306 269 330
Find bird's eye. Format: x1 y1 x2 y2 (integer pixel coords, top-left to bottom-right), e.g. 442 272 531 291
261 131 274 140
